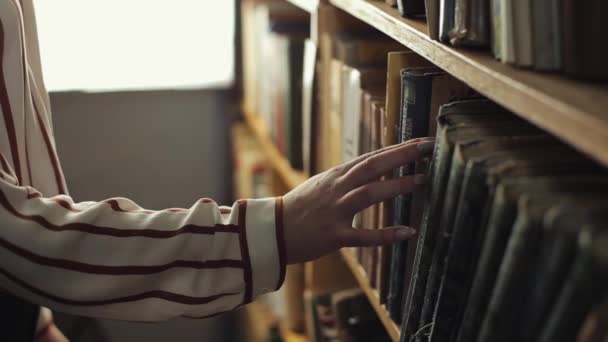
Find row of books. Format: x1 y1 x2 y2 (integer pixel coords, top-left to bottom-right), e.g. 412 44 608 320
307 288 390 342
325 33 608 341
384 0 607 79
244 1 314 172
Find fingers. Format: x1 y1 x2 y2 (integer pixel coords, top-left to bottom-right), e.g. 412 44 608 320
340 139 435 190
338 174 427 215
337 226 417 247
340 137 433 171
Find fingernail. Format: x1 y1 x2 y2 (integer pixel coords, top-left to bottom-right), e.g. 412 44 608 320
414 174 428 185
396 227 416 239
417 141 435 154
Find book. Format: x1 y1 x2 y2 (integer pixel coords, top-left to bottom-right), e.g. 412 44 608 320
439 0 456 43
399 102 529 341
563 0 608 79
397 0 427 18
512 0 533 67
449 0 490 47
426 137 570 342
425 0 441 40
538 221 608 342
455 156 603 342
341 66 386 163
387 67 443 322
532 0 562 71
490 0 502 60
302 39 318 176
521 205 608 342
478 179 608 342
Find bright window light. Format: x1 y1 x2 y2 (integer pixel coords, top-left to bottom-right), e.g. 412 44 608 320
33 0 234 92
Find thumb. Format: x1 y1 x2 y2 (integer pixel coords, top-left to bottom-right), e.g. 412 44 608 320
337 226 417 247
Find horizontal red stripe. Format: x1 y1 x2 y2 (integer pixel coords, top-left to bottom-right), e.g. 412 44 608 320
0 266 238 306
0 190 239 238
0 236 243 275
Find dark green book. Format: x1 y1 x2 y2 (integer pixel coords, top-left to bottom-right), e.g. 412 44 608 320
286 36 305 170
521 205 608 342
399 108 536 340
478 179 608 342
538 223 608 342
388 67 441 322
424 137 569 341
455 156 603 342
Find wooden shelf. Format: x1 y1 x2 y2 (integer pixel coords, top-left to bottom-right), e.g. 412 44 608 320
330 0 608 167
340 248 400 342
286 0 319 13
242 107 308 190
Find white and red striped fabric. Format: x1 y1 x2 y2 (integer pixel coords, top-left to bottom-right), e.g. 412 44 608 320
0 0 286 321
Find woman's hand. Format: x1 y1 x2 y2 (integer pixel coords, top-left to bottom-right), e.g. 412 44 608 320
283 138 435 264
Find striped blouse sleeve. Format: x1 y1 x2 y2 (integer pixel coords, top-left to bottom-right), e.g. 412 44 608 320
0 160 287 321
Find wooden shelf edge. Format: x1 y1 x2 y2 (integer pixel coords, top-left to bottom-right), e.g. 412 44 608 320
329 0 608 168
340 249 400 342
242 106 308 190
286 0 319 13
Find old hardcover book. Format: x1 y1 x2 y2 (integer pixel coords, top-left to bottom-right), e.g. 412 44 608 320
532 0 562 71
521 205 608 342
398 0 427 18
425 0 441 40
513 0 533 67
563 0 608 79
449 0 490 47
439 0 456 42
478 180 608 342
302 39 318 176
399 109 534 341
455 156 603 342
388 67 443 322
341 66 386 163
538 222 608 342
426 138 574 341
490 0 502 60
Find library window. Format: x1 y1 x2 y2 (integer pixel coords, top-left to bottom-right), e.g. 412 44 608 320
33 0 235 92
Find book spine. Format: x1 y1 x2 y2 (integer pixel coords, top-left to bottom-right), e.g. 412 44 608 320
418 145 467 337
288 39 304 170
387 71 433 322
490 0 502 60
439 0 456 42
455 185 517 342
400 126 453 341
477 199 544 342
429 161 488 341
538 228 608 342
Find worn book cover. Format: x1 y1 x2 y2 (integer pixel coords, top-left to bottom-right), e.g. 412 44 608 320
450 0 490 47
538 220 608 342
455 155 603 342
399 108 535 341
513 0 533 67
522 205 608 342
388 67 442 322
425 137 569 341
439 0 456 42
425 0 441 40
478 180 608 342
532 0 562 71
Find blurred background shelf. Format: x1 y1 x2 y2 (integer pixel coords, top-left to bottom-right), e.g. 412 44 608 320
340 249 400 342
242 106 308 190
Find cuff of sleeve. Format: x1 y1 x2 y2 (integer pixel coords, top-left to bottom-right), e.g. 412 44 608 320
242 197 286 302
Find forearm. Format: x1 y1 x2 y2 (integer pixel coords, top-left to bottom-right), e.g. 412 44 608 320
0 174 285 321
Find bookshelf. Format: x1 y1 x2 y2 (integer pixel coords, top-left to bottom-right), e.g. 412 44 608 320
340 249 400 341
242 107 308 190
328 0 608 168
238 0 608 341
